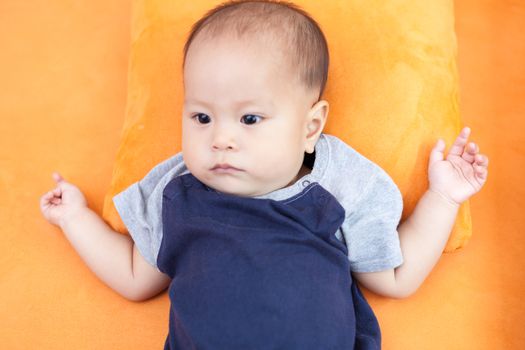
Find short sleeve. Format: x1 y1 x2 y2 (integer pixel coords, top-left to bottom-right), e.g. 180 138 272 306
112 152 188 271
341 169 404 273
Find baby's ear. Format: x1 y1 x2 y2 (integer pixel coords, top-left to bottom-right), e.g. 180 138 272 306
304 100 329 153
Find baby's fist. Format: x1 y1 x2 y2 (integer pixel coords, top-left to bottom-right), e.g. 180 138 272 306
39 172 88 228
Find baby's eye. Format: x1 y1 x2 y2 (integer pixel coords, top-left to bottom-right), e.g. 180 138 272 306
192 113 211 124
241 114 263 125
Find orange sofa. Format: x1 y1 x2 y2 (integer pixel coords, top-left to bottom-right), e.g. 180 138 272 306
1 0 523 349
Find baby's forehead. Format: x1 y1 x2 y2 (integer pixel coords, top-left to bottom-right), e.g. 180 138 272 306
185 33 316 103
191 35 297 75
190 30 286 56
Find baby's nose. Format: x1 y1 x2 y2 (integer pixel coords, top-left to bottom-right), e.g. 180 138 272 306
212 133 237 151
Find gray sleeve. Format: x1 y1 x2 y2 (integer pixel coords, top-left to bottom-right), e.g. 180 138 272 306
320 134 404 273
341 169 404 273
112 152 189 271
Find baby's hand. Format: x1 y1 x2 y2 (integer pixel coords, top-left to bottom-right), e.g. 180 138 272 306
427 127 489 205
39 172 88 227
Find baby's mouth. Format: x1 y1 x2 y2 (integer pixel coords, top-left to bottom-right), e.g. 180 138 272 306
210 163 242 171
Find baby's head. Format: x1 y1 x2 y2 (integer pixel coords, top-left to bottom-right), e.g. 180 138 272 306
181 0 330 197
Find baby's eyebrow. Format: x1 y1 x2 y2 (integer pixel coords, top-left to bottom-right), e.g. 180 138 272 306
183 99 210 107
184 98 274 109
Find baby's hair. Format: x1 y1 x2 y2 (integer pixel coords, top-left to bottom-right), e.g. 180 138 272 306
182 0 329 101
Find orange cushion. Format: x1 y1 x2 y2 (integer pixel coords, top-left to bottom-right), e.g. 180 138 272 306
102 0 471 252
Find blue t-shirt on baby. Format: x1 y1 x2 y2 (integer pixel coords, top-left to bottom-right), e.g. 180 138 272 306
113 133 404 349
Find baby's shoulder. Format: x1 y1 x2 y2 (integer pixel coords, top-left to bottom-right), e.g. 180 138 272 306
114 151 189 203
137 151 189 190
321 134 402 209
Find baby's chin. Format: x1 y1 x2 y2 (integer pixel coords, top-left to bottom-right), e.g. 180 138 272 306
200 176 280 198
209 183 267 198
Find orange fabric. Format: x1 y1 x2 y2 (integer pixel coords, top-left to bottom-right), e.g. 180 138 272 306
1 0 524 349
103 0 471 252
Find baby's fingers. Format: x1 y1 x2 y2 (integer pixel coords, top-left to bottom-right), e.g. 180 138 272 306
473 154 489 180
40 192 52 210
52 172 64 183
475 153 489 166
448 126 471 157
461 142 478 163
40 186 62 206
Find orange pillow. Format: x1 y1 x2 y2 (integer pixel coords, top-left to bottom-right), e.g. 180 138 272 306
103 0 471 252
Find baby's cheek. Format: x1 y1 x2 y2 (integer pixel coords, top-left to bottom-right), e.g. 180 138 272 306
182 148 203 175
260 151 297 179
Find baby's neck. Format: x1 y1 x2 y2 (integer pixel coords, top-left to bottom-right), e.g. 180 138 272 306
285 163 312 188
298 163 312 178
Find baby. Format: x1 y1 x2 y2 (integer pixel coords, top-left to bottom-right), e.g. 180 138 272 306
39 1 489 349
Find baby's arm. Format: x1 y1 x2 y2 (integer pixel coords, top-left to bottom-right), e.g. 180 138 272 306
40 172 170 301
354 127 489 298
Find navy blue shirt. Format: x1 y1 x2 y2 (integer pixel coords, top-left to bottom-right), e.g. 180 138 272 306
159 172 380 349
114 133 404 349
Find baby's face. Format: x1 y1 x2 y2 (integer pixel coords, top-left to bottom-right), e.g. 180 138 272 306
182 37 323 197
